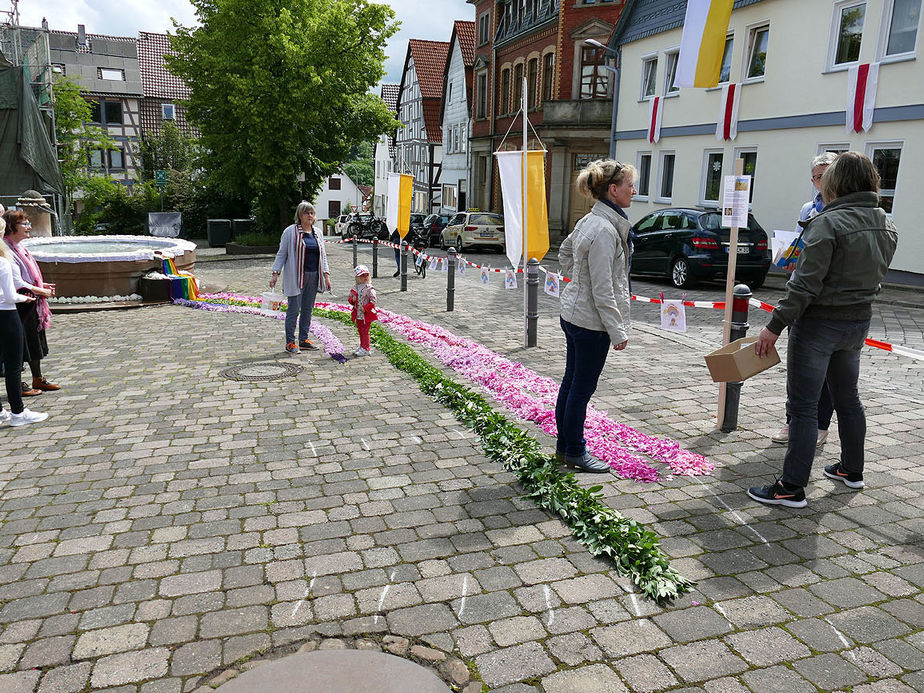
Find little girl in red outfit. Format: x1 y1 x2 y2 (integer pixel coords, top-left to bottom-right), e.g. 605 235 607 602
348 265 377 357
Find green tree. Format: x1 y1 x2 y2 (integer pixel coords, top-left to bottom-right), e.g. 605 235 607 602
140 121 198 178
52 75 116 216
167 0 400 233
343 140 374 187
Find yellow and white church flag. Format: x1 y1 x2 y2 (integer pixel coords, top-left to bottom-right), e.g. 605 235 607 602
495 150 550 268
674 0 734 89
385 173 413 238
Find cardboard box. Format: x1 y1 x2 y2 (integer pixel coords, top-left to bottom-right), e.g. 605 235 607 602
705 336 780 382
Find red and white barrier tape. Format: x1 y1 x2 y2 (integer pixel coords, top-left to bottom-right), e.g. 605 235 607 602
334 237 923 361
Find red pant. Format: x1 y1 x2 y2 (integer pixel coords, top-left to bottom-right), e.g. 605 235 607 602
356 320 371 350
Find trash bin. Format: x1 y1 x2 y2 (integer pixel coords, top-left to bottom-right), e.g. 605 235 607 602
207 219 232 247
231 218 254 239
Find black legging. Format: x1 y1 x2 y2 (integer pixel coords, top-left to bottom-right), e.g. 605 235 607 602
0 309 24 414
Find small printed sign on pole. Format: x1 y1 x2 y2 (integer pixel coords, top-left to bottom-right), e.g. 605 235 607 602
721 175 751 228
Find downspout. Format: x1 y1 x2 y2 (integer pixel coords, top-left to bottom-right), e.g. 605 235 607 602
608 46 621 159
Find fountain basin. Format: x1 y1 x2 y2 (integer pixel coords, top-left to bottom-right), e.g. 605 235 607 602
21 235 196 298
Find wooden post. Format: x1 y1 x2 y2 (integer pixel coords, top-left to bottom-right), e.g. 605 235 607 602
717 157 745 428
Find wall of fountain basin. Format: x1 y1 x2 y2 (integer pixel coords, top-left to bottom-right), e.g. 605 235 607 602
21 236 196 299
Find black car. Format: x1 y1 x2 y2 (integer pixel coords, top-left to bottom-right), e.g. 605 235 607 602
630 208 771 289
421 213 451 247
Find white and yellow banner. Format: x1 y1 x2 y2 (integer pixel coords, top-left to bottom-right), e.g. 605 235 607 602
385 173 413 238
674 0 734 89
495 150 550 268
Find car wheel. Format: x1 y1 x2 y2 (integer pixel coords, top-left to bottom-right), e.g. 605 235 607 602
456 236 464 251
670 257 696 288
440 234 448 250
743 273 766 290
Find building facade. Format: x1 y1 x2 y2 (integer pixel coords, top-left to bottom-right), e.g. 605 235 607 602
609 0 923 283
396 39 449 213
315 171 364 224
373 84 399 218
467 0 627 240
136 32 193 140
49 27 143 185
440 20 476 215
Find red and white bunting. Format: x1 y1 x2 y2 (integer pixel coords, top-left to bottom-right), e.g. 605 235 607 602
647 96 663 144
715 83 741 141
846 62 879 133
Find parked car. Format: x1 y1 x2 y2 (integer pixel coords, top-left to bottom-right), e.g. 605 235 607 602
334 214 350 237
629 208 771 289
440 212 505 252
422 213 451 246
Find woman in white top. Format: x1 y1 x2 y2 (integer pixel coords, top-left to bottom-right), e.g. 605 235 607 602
0 214 47 427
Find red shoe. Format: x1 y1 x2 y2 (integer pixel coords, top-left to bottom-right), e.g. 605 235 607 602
33 377 60 391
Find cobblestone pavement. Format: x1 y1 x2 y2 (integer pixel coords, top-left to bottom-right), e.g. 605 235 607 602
0 240 921 692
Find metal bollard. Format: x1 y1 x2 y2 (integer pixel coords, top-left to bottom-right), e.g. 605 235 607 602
352 235 357 268
526 258 539 347
721 283 753 433
447 247 456 311
400 241 408 292
372 238 379 278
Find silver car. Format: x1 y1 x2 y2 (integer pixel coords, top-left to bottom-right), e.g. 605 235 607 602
439 212 505 252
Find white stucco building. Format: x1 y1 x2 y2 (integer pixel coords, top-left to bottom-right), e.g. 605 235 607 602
314 171 363 225
609 0 924 284
373 84 399 218
440 21 476 215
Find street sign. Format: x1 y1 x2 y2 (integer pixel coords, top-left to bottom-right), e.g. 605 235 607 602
155 169 168 187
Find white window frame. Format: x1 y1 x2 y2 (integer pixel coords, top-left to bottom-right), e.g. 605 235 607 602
655 150 676 204
865 140 903 214
634 150 652 201
98 67 125 81
663 48 680 96
734 146 758 206
161 103 176 121
877 0 923 62
639 53 658 101
828 0 867 71
743 22 771 82
701 149 725 207
718 35 734 85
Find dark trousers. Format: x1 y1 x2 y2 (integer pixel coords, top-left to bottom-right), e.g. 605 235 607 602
555 318 611 458
0 310 24 414
787 373 834 429
782 317 870 488
284 272 319 344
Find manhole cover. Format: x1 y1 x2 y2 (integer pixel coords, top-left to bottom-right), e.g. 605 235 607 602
220 361 304 382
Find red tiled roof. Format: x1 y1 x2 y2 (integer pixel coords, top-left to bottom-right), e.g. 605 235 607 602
423 101 442 145
408 39 450 100
380 83 400 112
455 20 476 67
137 31 190 100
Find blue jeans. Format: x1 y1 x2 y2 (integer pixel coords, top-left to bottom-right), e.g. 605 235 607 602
555 318 611 458
285 271 319 344
782 317 870 488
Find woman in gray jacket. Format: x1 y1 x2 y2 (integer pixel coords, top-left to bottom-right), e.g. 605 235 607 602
556 159 637 473
270 201 332 353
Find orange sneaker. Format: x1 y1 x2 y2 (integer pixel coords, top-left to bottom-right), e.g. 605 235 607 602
285 342 300 354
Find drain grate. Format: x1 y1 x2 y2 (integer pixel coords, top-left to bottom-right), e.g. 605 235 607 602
220 361 304 382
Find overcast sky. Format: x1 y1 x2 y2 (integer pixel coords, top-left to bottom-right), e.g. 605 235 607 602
16 0 473 86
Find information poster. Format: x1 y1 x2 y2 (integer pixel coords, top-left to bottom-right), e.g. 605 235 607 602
721 175 751 228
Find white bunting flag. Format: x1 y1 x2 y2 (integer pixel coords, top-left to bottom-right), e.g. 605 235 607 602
429 256 438 270
481 266 490 284
458 261 466 276
661 299 687 333
504 269 517 289
441 258 447 272
544 272 561 297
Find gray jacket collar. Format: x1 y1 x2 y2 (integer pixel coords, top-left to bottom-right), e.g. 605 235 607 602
591 200 630 244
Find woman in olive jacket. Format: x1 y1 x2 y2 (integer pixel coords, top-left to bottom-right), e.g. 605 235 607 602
556 159 638 473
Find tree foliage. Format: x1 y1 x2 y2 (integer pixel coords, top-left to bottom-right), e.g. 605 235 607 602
52 75 116 215
167 0 400 233
343 140 374 187
139 121 198 178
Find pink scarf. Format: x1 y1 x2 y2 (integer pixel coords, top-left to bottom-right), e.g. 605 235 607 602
7 241 51 330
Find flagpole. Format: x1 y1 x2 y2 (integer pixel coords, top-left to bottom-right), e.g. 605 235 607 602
522 77 529 347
